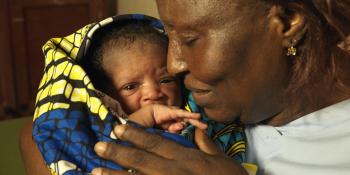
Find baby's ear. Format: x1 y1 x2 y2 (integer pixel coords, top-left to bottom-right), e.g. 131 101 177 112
267 5 307 47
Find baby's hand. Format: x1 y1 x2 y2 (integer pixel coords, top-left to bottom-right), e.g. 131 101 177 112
128 104 207 133
152 105 207 133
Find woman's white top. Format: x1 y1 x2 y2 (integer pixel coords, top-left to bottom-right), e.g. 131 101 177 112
245 99 350 175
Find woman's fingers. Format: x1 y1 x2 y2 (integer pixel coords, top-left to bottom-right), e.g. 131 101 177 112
194 128 225 156
94 141 172 175
91 167 142 175
113 124 187 159
94 125 248 175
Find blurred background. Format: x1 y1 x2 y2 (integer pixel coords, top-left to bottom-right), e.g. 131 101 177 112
0 0 158 174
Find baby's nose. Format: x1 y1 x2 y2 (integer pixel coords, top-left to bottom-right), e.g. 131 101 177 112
141 84 164 105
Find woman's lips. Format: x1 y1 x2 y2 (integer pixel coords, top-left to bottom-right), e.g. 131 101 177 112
192 90 211 105
189 88 210 95
184 76 212 106
185 85 211 106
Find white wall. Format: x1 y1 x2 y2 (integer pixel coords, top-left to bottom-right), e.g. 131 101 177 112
117 0 159 18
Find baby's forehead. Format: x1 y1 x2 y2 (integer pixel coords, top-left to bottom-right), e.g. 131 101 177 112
114 39 166 52
100 23 168 55
105 38 167 60
102 40 169 74
105 43 164 62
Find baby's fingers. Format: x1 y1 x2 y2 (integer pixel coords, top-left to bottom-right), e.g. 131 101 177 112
168 110 207 129
184 118 207 130
171 109 201 119
167 122 186 133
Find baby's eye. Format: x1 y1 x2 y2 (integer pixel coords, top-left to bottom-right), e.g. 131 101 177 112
122 83 139 91
160 77 176 84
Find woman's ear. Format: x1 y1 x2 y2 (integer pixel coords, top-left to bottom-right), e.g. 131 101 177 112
268 5 306 47
338 36 350 52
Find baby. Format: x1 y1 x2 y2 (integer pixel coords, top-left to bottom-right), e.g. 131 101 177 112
32 15 245 175
82 21 207 133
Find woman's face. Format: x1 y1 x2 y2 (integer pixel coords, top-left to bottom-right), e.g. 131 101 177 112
157 0 290 124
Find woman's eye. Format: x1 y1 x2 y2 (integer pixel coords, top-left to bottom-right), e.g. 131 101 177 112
160 77 176 84
184 38 199 47
122 84 139 91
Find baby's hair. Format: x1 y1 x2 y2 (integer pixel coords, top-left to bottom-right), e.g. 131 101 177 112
81 21 168 92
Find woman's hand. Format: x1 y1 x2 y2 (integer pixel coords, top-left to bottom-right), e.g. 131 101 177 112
19 121 52 175
92 125 248 175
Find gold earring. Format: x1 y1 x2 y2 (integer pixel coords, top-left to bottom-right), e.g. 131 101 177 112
287 39 297 56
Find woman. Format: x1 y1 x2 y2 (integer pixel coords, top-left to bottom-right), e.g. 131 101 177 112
21 0 350 174
91 0 350 175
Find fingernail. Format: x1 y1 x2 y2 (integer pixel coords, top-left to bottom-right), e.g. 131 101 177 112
91 168 102 175
94 142 107 155
114 124 126 138
203 123 208 129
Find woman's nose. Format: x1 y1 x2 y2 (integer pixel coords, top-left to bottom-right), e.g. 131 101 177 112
167 38 188 75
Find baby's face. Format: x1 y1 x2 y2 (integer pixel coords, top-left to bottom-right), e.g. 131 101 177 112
102 41 182 114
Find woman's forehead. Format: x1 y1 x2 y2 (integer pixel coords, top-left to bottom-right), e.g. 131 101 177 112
157 0 239 29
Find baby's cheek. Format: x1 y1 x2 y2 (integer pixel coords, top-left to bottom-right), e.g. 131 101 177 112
122 95 141 114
